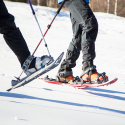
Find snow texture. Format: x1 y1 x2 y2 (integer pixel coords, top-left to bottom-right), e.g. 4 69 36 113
0 1 125 125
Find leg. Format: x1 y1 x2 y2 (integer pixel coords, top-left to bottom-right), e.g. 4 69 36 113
58 3 83 74
58 22 82 73
68 0 98 71
58 0 108 83
0 0 30 66
69 0 108 83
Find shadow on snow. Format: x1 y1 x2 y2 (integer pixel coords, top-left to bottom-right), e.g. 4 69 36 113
0 92 125 115
85 87 125 101
85 87 125 95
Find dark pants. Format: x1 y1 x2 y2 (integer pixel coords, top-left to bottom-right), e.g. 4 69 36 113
58 0 98 73
0 0 30 66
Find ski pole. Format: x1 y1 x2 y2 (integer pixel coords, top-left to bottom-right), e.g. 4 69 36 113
17 0 67 80
28 0 67 56
28 0 51 56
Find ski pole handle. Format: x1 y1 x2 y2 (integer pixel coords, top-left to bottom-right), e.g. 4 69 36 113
48 0 67 28
28 0 35 14
57 0 67 14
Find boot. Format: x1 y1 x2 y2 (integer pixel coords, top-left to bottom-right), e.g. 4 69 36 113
22 55 54 76
82 65 108 84
56 71 74 83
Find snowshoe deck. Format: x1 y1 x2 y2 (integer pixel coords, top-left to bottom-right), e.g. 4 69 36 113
40 75 87 88
7 52 64 92
40 76 118 89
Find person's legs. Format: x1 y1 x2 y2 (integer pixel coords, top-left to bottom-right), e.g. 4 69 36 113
67 0 98 72
67 0 108 83
0 0 30 65
57 0 97 82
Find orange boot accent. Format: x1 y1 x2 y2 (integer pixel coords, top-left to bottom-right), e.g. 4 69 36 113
82 71 108 84
57 75 74 83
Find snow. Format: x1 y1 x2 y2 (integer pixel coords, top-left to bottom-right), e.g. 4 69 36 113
0 1 125 125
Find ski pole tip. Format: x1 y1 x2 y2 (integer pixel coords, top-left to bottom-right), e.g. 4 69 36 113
7 88 12 92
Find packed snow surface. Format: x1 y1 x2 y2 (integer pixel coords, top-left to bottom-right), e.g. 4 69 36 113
0 1 125 125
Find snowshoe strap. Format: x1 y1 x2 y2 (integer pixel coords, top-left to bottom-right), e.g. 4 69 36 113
22 55 34 72
80 65 96 78
44 75 57 82
96 72 107 83
69 76 83 85
56 71 73 83
56 76 69 83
